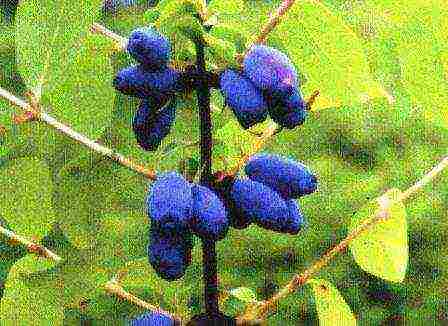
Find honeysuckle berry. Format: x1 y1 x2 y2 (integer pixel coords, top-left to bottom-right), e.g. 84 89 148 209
243 45 298 96
283 199 306 234
131 311 177 326
113 65 181 102
133 99 176 151
127 27 171 71
219 69 268 129
146 172 193 231
230 178 290 231
267 89 308 129
244 154 318 199
190 184 229 241
147 225 193 281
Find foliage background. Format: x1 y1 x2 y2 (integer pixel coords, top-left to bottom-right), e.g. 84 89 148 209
0 0 447 324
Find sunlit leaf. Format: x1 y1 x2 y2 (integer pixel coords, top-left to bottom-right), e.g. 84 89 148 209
308 278 357 326
349 188 408 283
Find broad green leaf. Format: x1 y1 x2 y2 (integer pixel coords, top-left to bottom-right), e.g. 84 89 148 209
207 0 245 18
16 1 115 139
12 254 57 275
0 256 64 324
274 0 391 109
349 188 408 283
0 158 55 240
16 0 103 91
308 278 356 326
209 23 249 53
229 287 257 303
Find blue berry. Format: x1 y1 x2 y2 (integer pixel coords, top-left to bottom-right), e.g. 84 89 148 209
219 69 268 129
147 226 193 281
133 99 176 151
267 89 308 129
113 65 180 102
130 311 175 326
230 178 290 230
243 45 298 96
127 27 171 71
282 200 306 234
190 184 229 241
244 154 317 199
146 172 193 231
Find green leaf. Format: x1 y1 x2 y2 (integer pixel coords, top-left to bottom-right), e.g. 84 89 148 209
0 256 64 324
349 188 408 283
274 0 391 109
0 158 55 240
12 254 57 275
209 23 249 53
207 0 245 18
229 287 257 303
308 278 357 326
204 34 238 68
16 1 115 139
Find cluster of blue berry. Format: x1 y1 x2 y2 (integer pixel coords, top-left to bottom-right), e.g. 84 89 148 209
146 153 317 281
113 26 318 325
220 45 307 130
114 27 182 151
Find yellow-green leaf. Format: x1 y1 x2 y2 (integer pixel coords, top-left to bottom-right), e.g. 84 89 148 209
308 278 356 326
274 0 391 109
0 158 55 240
349 188 408 283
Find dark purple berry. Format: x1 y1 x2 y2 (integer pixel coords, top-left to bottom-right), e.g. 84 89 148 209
127 27 171 71
219 69 268 129
113 65 180 102
282 200 306 234
133 99 176 151
147 225 193 281
190 184 229 241
146 172 193 231
244 154 318 199
243 45 298 96
267 89 308 129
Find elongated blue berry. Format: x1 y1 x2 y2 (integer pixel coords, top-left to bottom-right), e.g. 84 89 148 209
230 178 290 230
244 154 317 199
147 226 193 281
146 172 193 230
243 45 298 96
282 200 305 234
131 311 176 326
113 65 180 102
190 185 229 241
133 99 176 151
267 89 307 129
220 69 268 129
127 27 171 71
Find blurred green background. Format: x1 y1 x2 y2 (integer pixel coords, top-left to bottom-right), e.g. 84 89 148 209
0 0 447 324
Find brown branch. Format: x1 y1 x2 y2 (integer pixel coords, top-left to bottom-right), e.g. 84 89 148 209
105 276 183 324
240 155 448 321
0 225 62 262
0 87 157 180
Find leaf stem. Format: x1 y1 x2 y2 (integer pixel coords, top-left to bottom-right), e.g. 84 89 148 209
240 155 448 321
0 225 62 262
0 87 157 180
104 277 182 324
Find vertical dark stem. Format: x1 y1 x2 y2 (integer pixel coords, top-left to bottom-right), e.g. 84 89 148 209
195 41 219 316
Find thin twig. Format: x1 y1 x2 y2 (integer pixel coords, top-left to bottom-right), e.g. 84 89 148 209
238 0 297 63
240 155 448 321
90 23 127 50
105 277 183 324
399 156 448 202
0 225 62 262
0 87 157 180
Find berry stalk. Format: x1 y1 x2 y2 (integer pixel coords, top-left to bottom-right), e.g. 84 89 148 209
195 40 220 316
